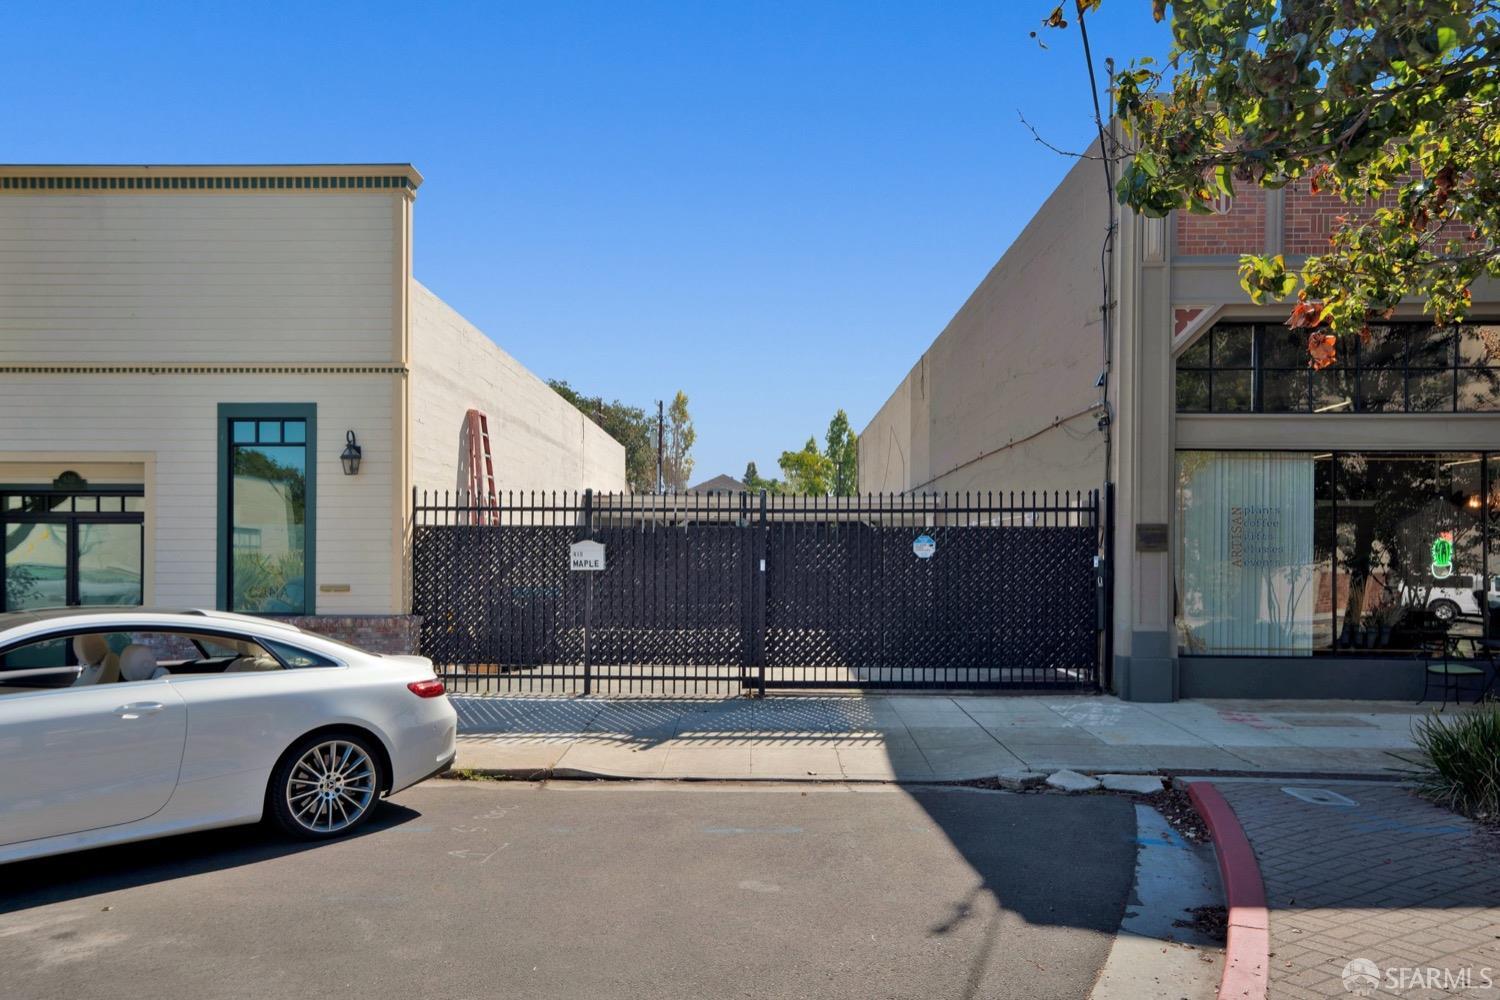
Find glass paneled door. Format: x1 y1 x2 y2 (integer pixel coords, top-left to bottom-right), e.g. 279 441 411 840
1 490 144 611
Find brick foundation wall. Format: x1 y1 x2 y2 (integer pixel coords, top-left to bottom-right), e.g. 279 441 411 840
97 617 420 660
130 632 201 661
269 614 423 655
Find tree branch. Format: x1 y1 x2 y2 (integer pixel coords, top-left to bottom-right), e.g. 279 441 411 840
1016 111 1110 160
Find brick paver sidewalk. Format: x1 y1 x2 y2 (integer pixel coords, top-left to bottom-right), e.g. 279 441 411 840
1216 782 1500 999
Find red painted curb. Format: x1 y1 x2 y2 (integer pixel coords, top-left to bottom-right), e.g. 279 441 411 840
1188 781 1270 1000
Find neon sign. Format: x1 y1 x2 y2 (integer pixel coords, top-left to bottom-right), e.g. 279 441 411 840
1432 531 1454 579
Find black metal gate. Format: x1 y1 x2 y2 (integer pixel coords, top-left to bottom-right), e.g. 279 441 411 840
412 489 1101 695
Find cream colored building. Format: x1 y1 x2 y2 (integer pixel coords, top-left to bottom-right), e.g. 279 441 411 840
861 152 1500 701
0 164 624 650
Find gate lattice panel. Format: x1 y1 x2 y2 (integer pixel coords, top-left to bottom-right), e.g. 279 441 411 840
412 490 1102 694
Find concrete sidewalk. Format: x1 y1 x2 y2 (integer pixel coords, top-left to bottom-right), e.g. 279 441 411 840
451 694 1442 781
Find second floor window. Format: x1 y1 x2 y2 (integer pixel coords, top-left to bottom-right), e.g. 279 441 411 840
1176 322 1500 414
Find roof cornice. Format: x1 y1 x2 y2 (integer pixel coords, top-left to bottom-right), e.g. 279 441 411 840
0 163 423 195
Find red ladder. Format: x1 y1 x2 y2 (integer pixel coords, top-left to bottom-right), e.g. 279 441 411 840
464 409 497 522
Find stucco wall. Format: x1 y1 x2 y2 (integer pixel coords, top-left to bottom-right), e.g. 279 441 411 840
0 373 399 613
858 153 1110 495
407 281 626 498
859 362 915 493
0 194 396 364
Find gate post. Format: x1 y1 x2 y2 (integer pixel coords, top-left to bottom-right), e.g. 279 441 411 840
756 491 768 697
1100 484 1114 693
582 488 593 696
582 573 593 696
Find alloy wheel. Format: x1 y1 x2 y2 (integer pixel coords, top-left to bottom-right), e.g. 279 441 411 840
285 739 377 834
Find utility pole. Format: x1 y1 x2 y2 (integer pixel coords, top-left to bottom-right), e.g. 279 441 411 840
656 399 665 494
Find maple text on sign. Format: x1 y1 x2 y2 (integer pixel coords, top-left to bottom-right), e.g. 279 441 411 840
569 539 606 571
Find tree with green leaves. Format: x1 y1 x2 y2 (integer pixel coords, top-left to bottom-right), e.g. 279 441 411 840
743 460 785 494
824 409 859 496
549 379 656 491
663 390 696 492
779 437 834 495
1048 0 1500 368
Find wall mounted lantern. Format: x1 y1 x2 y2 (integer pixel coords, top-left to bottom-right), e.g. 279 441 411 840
340 430 363 476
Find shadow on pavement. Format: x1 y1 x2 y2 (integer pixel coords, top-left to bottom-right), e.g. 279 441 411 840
0 802 423 916
913 787 1138 924
453 694 891 749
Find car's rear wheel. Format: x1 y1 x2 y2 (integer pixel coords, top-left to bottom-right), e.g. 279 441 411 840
268 732 382 839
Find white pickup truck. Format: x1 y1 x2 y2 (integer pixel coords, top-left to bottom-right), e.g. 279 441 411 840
1426 574 1500 622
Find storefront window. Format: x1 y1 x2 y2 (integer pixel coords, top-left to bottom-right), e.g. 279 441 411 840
1 488 144 612
1488 456 1500 640
1333 453 1483 652
1177 450 1495 656
1176 452 1323 655
1176 323 1500 413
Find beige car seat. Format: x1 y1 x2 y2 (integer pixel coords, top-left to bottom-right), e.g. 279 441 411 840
224 639 281 673
71 634 121 686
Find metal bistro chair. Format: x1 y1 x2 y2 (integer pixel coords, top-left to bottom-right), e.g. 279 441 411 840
1417 625 1499 710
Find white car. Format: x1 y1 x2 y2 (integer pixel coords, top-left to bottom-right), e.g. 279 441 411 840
0 608 457 864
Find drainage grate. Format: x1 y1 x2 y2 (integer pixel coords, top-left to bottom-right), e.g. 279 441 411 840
1282 787 1359 807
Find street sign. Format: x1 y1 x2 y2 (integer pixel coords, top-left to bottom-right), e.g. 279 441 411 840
570 539 606 571
912 534 936 559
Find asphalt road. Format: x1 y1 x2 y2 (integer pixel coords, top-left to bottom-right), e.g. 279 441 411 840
2 780 1137 1000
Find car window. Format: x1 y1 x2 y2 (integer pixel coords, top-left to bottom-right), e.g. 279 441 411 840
196 637 243 658
260 638 340 668
0 627 295 690
0 632 173 689
104 631 200 663
0 635 76 691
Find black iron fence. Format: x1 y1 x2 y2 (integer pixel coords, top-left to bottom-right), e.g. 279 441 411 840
411 489 1102 695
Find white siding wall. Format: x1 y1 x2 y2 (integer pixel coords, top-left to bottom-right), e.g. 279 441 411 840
0 195 395 363
0 373 398 613
408 281 626 496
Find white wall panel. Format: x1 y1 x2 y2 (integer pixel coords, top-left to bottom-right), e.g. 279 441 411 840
0 195 396 363
407 281 626 497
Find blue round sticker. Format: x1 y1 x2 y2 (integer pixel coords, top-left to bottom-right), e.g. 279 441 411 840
912 534 936 559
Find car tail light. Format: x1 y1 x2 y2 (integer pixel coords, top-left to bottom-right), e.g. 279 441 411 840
407 678 447 698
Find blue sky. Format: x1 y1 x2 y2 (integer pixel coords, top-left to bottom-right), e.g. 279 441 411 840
2 2 1170 484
